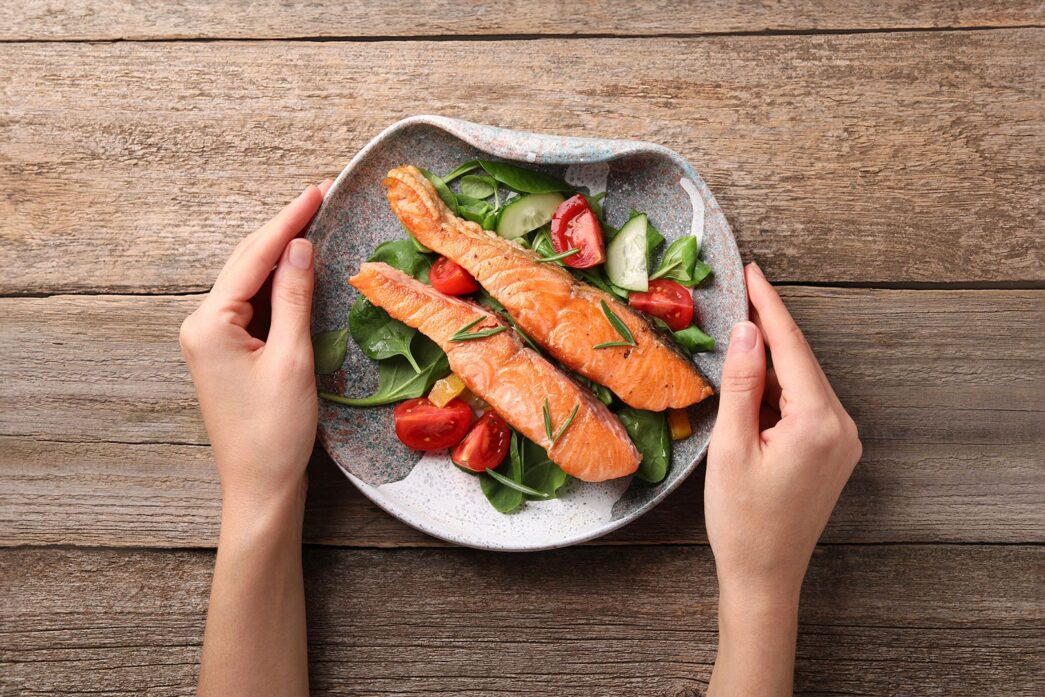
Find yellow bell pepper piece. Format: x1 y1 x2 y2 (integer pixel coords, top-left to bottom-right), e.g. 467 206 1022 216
668 409 692 441
428 374 467 408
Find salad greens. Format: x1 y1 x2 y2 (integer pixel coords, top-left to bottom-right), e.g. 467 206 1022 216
617 407 672 484
312 328 349 374
319 156 718 514
671 324 716 354
369 239 432 282
320 335 450 407
460 174 498 199
478 160 575 194
650 236 712 286
349 298 421 373
480 432 568 512
419 167 459 215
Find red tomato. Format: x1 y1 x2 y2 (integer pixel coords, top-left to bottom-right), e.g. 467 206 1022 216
393 398 473 450
429 257 480 295
451 411 511 472
628 279 694 331
550 194 605 269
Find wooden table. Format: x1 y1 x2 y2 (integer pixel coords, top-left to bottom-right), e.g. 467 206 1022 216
2 3 1043 694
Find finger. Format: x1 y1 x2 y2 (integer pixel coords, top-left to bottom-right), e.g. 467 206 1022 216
713 320 766 457
764 367 783 412
318 178 335 196
211 185 324 302
266 238 315 356
745 263 830 403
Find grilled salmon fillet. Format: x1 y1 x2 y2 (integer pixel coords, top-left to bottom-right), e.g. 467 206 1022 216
350 262 640 482
383 165 714 411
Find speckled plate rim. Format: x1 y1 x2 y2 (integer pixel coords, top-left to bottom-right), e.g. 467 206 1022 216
311 115 746 552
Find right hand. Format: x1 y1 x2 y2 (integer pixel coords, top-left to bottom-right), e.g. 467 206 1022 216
705 263 862 600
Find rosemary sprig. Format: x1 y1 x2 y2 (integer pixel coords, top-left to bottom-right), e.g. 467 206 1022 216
553 404 580 444
595 299 637 349
485 468 550 498
449 317 509 343
542 399 580 446
543 399 555 442
537 248 580 264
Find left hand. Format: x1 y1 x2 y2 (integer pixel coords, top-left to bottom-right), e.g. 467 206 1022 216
179 181 331 507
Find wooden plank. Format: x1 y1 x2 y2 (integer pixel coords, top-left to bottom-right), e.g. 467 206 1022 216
1 289 1041 546
1 31 1042 293
4 1 1041 41
2 545 1042 695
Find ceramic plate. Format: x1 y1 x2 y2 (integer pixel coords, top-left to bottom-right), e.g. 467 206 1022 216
309 115 745 551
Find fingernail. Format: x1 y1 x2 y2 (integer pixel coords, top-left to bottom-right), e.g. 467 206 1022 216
730 321 757 352
287 238 313 269
747 261 765 279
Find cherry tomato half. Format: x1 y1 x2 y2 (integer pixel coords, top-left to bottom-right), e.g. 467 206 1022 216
628 279 694 331
550 194 605 269
451 410 511 472
393 398 473 451
429 257 480 295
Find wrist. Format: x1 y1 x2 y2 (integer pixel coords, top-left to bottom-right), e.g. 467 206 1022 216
219 473 307 545
718 573 801 629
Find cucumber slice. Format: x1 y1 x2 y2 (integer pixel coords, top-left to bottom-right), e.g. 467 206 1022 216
605 213 649 292
495 193 565 240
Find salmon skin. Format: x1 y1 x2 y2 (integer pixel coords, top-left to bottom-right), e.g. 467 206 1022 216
383 165 714 411
350 262 641 482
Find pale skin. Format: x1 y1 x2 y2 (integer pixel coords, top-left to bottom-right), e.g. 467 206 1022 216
181 187 861 697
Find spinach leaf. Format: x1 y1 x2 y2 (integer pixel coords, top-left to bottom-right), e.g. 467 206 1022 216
312 328 349 374
672 324 716 353
573 372 614 406
457 198 493 226
419 167 459 214
319 336 449 407
460 174 497 199
481 208 500 231
478 160 575 194
521 436 568 500
583 192 605 220
649 236 712 287
524 460 569 500
443 159 481 183
369 239 432 283
407 230 432 254
651 317 716 355
617 407 671 484
348 297 421 373
480 431 525 513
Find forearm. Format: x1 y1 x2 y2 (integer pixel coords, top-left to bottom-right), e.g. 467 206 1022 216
708 579 801 697
198 477 309 697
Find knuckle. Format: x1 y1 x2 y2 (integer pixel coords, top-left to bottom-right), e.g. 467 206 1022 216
178 314 202 356
721 366 763 395
276 280 312 309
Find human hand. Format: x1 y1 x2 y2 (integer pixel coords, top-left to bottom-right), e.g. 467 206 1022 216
706 263 862 602
180 181 331 509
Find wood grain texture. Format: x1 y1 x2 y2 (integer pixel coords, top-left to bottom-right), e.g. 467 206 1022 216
4 1 1041 41
2 30 1042 293
2 289 1041 547
2 545 1042 695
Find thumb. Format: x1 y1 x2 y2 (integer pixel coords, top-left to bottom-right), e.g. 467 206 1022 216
267 237 315 355
713 321 766 454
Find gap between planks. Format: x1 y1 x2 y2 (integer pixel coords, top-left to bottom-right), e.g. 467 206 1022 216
1 23 1043 44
